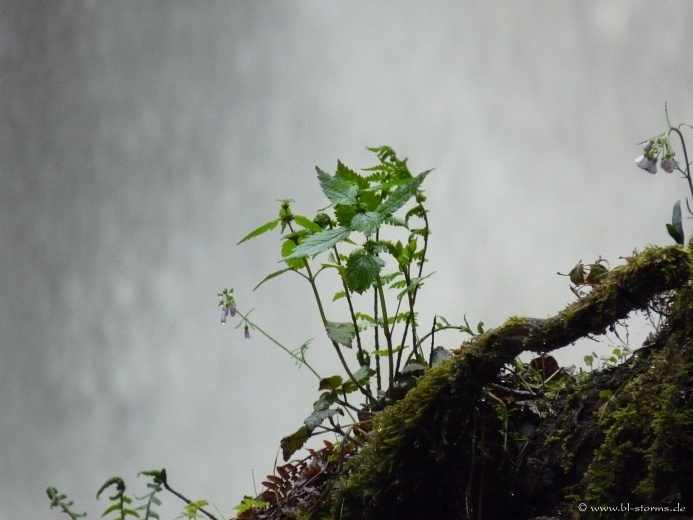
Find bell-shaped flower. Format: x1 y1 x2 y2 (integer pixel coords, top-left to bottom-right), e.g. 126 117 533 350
221 303 237 324
635 154 657 174
660 156 679 173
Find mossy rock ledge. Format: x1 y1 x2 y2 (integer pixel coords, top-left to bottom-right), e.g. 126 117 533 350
247 245 693 520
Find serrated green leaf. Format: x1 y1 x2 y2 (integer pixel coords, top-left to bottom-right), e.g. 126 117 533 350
280 425 309 461
283 227 351 260
316 166 358 206
318 375 343 391
253 267 294 291
363 176 413 192
395 272 435 300
234 497 270 514
293 214 323 233
355 312 375 323
101 504 120 516
96 477 125 500
668 200 684 244
380 270 402 284
376 170 431 217
352 364 376 383
326 321 356 348
405 205 426 221
281 239 308 269
385 240 403 257
332 291 346 301
334 204 356 227
336 160 367 186
346 251 385 294
384 215 408 227
350 211 382 236
390 279 407 290
341 365 376 393
237 219 280 244
359 189 383 211
304 408 342 434
314 390 338 411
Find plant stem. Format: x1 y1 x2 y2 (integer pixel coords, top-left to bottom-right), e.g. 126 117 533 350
376 277 395 390
299 251 375 403
332 244 365 356
236 310 321 379
161 479 218 520
373 285 382 392
670 127 693 203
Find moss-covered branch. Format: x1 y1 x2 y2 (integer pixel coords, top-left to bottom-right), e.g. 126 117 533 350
338 245 693 519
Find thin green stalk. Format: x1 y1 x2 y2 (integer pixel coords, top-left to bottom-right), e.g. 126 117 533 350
331 244 365 357
670 127 693 202
237 310 321 379
297 247 375 403
373 285 382 392
376 276 394 390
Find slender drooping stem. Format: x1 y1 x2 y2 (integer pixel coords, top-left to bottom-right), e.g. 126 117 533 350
670 127 693 203
237 310 321 379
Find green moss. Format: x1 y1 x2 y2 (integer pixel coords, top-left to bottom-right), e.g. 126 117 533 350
286 246 693 519
583 283 693 519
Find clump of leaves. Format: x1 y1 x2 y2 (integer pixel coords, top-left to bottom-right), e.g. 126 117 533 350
237 440 356 519
217 146 490 517
223 146 456 460
559 256 611 299
176 500 209 520
233 497 269 519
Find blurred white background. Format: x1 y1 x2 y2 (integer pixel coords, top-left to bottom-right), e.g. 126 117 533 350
3 2 693 518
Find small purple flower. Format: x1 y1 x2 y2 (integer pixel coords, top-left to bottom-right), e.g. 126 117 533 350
635 155 658 174
220 303 237 324
244 325 251 339
643 141 653 154
660 156 679 173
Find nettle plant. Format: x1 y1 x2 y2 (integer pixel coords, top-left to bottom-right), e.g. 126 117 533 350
219 146 478 463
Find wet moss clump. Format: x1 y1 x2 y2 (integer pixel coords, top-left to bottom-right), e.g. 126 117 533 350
582 284 693 518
